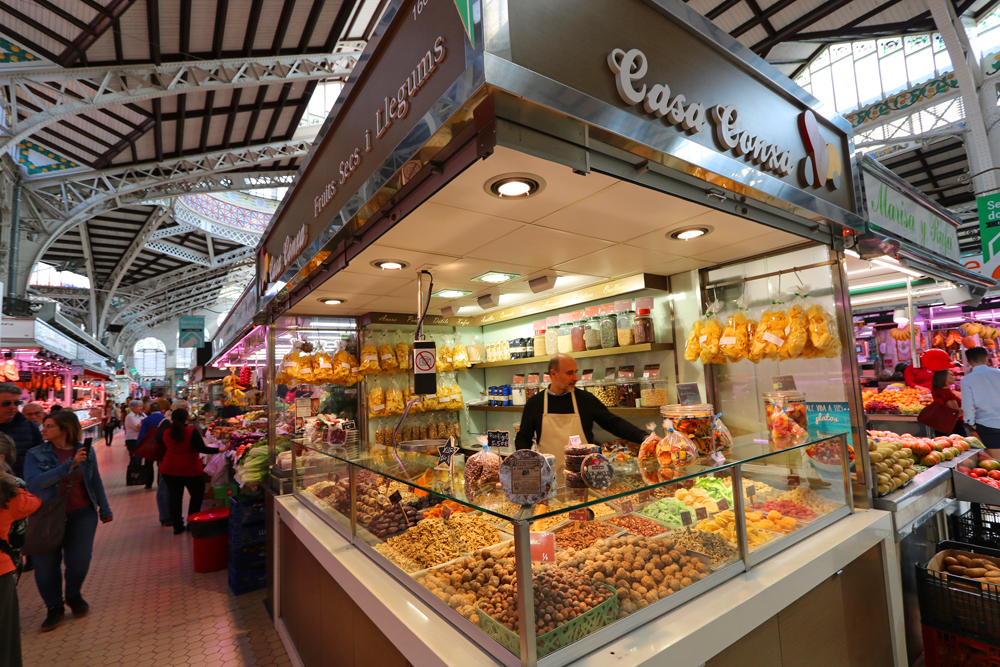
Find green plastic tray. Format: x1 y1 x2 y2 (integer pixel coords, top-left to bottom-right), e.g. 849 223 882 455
476 583 619 658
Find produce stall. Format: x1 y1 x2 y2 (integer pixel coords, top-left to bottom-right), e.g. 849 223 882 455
246 0 916 665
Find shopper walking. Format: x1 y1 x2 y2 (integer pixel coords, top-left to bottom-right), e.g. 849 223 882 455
124 400 144 465
101 399 116 446
24 410 113 632
21 404 44 427
160 407 223 534
0 383 41 478
962 347 1000 455
137 399 170 523
0 464 40 667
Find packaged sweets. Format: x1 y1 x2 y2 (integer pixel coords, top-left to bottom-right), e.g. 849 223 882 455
768 404 807 448
714 415 733 457
379 338 399 374
662 419 697 467
749 307 787 362
359 335 380 375
637 422 660 461
661 404 715 457
464 443 502 498
720 293 755 362
764 391 808 432
698 300 727 365
368 382 385 418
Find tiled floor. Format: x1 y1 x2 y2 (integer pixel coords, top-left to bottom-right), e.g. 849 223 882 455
17 430 289 667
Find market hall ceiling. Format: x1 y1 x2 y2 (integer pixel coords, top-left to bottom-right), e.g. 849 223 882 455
0 0 988 346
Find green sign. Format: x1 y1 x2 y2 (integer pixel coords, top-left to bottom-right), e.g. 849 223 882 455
863 173 959 262
452 0 474 47
178 317 205 348
977 193 1000 263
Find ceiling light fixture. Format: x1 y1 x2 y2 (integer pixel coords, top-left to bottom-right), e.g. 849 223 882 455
440 306 457 318
318 298 345 305
893 308 909 325
668 225 714 241
477 294 500 309
484 173 546 200
528 275 557 294
432 289 472 299
472 271 521 284
371 260 409 271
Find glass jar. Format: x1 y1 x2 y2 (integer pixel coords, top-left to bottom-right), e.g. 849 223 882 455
468 336 484 363
533 331 547 357
588 382 618 407
557 322 574 353
633 308 655 344
617 380 639 407
600 314 618 349
570 321 586 352
617 311 635 346
763 390 808 432
544 328 559 356
584 318 603 350
661 404 719 457
638 381 669 407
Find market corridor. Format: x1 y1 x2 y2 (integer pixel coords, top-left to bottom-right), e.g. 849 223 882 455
16 431 289 667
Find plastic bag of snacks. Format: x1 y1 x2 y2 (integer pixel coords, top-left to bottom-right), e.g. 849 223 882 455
684 320 702 362
720 292 755 362
769 404 807 446
312 343 335 383
698 299 727 365
420 390 439 412
404 387 422 413
332 346 360 386
359 334 380 375
749 302 788 363
436 335 454 372
464 440 502 498
385 378 405 416
448 380 464 411
395 332 410 371
368 381 386 418
779 289 809 360
663 419 698 467
296 340 317 383
804 295 842 359
713 414 733 457
378 335 399 374
637 421 660 461
436 380 450 412
452 340 470 370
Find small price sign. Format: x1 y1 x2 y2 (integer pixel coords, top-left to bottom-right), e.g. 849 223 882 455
681 510 692 526
695 507 708 521
530 532 556 563
676 383 702 406
772 375 797 391
619 500 635 515
441 504 453 521
638 491 651 502
437 442 459 468
569 508 592 522
746 485 756 498
487 430 510 450
718 498 730 511
782 475 801 487
389 490 402 504
327 472 341 483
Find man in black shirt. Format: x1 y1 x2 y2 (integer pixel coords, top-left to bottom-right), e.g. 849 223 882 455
514 354 655 474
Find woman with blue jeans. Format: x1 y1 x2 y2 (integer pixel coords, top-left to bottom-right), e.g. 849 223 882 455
24 411 113 632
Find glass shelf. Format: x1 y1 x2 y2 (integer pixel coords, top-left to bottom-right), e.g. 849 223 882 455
312 428 851 522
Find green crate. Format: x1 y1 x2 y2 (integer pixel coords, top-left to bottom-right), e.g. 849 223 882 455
475 584 619 658
213 483 237 508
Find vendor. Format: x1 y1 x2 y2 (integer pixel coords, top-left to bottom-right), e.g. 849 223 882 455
902 361 933 389
514 354 658 475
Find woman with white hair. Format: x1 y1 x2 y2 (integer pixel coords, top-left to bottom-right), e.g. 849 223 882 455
124 400 144 466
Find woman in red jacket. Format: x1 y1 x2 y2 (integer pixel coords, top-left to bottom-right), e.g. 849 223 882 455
1 470 41 667
159 408 223 535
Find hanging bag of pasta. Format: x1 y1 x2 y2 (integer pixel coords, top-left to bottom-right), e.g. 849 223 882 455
804 293 843 359
720 292 755 363
684 319 703 362
297 340 317 383
378 333 399 374
359 333 380 375
452 336 470 370
698 299 727 365
749 297 788 363
436 334 454 372
313 343 335 383
385 377 404 415
368 379 386 418
778 288 810 360
332 342 354 385
395 331 410 371
448 376 463 411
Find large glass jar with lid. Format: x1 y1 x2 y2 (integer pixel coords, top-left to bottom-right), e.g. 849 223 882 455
633 308 655 344
617 311 635 346
763 390 808 432
570 320 586 352
544 327 559 356
584 318 602 350
661 403 721 457
557 322 573 353
600 314 618 349
534 330 547 357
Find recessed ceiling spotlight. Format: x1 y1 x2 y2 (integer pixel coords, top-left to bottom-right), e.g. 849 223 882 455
668 226 713 241
318 298 345 305
472 271 521 284
484 173 546 199
371 259 409 270
432 289 472 299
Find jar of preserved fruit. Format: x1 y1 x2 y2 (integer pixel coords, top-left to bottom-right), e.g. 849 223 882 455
600 314 618 349
617 311 635 346
661 404 720 457
545 328 559 356
763 390 808 432
584 318 602 350
633 308 655 344
570 320 586 352
533 331 547 357
617 380 639 407
557 322 574 354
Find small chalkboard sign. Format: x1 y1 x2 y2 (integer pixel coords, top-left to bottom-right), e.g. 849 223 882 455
772 375 797 391
695 506 708 521
681 510 692 526
718 498 730 512
676 383 702 406
437 442 459 468
18 371 31 382
342 420 356 430
441 504 453 521
486 430 510 450
389 490 402 505
619 500 635 515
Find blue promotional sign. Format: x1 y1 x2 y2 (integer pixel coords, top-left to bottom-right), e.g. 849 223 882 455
806 402 851 431
178 317 205 348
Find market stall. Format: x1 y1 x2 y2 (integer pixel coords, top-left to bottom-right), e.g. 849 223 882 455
247 0 911 665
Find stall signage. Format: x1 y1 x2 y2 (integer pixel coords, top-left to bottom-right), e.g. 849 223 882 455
215 284 259 356
863 169 959 262
260 225 309 290
178 317 205 349
977 192 1000 266
0 318 35 344
361 312 473 327
256 0 468 295
487 430 510 450
33 320 78 359
806 402 851 431
771 375 797 390
71 360 84 376
530 532 556 563
505 0 853 212
676 382 702 405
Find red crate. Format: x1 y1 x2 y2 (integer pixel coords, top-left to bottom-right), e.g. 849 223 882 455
923 624 1000 667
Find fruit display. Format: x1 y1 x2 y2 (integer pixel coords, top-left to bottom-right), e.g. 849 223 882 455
863 385 931 415
478 566 615 632
640 498 690 525
607 514 670 537
416 545 516 622
663 529 739 565
750 499 816 521
554 521 620 551
770 487 841 514
695 510 779 546
805 439 854 467
222 370 246 406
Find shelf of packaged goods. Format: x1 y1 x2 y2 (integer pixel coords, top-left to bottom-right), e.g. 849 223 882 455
469 404 662 416
469 342 674 369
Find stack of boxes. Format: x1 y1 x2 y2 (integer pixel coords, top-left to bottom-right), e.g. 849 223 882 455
228 497 267 595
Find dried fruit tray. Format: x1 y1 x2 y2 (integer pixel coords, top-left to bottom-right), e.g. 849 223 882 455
406 534 514 580
476 583 620 658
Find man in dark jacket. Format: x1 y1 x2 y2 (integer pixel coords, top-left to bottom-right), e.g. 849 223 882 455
0 383 41 478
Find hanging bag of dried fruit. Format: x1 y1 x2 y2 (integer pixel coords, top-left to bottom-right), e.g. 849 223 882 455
719 291 756 363
367 379 386 418
378 333 399 374
395 330 410 371
698 299 727 365
359 333 380 375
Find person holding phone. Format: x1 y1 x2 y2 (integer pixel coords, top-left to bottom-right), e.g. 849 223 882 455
24 411 113 632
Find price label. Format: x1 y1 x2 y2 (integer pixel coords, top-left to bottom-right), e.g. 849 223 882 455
441 504 453 521
295 397 313 417
642 364 660 379
582 369 594 381
635 296 654 311
746 485 756 498
615 299 633 313
437 442 459 468
569 508 591 522
638 491 651 502
530 532 556 563
559 312 573 325
546 316 559 328
389 490 402 504
513 374 525 385
527 373 540 384
718 498 730 511
342 420 356 430
571 309 585 322
771 375 797 391
695 507 708 521
619 500 635 515
600 303 616 316
585 306 600 318
681 510 692 526
676 383 702 406
605 367 617 381
487 430 510 450
782 475 801 487
511 457 542 495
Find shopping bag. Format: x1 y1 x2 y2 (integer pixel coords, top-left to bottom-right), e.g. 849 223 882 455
126 463 152 487
133 426 165 462
917 402 961 434
22 474 75 556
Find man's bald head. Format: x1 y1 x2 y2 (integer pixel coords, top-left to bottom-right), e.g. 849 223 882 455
548 354 579 394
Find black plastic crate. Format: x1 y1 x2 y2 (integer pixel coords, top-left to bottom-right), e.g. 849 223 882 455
230 543 267 571
917 541 1000 646
228 565 266 595
953 507 1000 549
229 520 266 548
228 497 265 527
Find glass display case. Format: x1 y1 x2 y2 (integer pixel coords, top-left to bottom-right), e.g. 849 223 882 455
291 428 851 666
